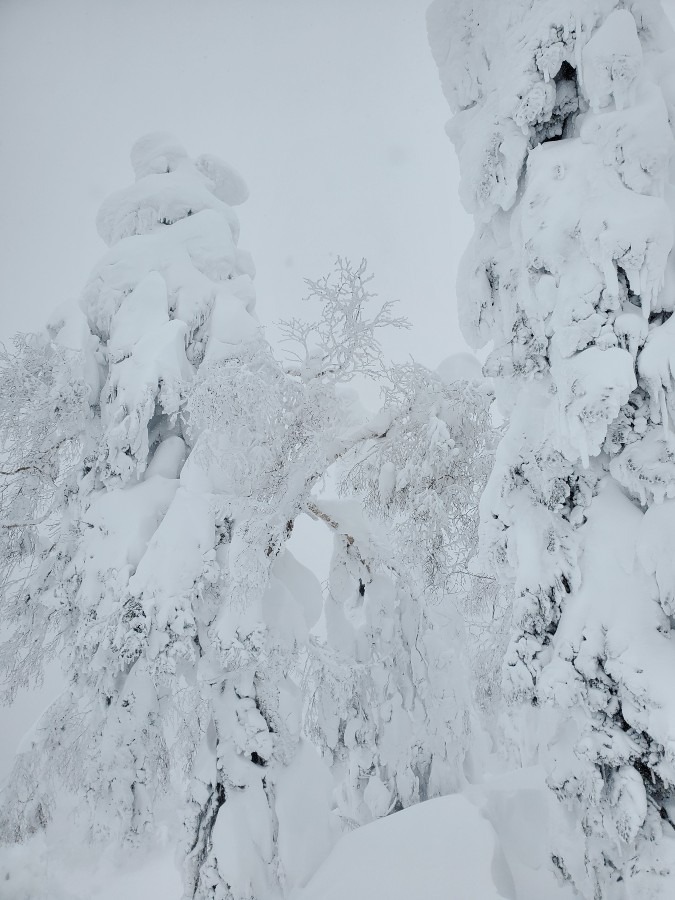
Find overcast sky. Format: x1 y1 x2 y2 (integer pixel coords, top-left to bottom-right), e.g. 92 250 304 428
0 0 472 370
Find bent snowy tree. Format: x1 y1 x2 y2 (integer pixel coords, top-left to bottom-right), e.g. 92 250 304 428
305 360 496 828
429 1 675 896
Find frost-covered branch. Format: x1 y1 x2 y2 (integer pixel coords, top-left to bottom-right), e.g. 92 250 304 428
279 257 409 383
0 335 91 700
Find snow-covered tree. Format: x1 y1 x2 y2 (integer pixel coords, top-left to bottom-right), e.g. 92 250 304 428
178 257 410 900
0 133 338 897
0 333 91 701
188 259 495 844
303 358 497 827
429 1 675 895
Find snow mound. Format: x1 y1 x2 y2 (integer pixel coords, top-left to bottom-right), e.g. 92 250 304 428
297 795 513 900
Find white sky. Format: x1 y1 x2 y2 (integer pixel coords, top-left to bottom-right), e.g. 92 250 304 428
0 0 471 781
0 0 471 369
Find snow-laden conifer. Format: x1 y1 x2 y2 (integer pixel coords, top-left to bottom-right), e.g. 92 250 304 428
429 1 675 895
0 133 338 898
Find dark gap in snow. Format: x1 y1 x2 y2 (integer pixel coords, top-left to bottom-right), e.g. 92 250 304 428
185 779 226 894
616 266 641 307
556 60 574 81
534 61 580 147
649 309 673 327
631 757 675 830
253 695 275 734
551 853 572 882
147 409 183 456
215 519 232 546
485 261 499 293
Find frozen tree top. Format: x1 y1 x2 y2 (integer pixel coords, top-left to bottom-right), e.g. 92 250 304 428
96 131 248 247
81 133 256 349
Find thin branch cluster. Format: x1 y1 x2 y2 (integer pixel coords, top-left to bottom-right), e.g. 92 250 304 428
279 257 409 382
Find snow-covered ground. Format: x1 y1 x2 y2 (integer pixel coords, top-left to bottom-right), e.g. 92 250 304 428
3 771 578 900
